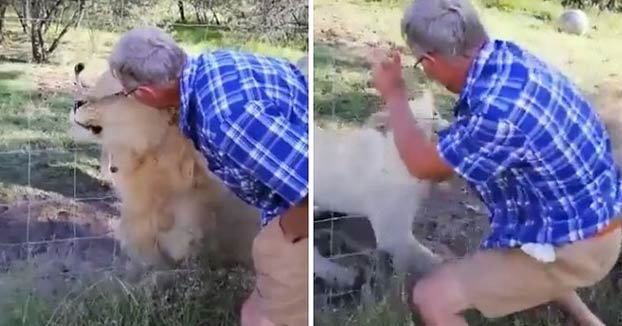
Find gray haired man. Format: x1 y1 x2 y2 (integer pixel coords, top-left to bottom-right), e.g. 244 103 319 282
108 27 309 326
371 0 622 325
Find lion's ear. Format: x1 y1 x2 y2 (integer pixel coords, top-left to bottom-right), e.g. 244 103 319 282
74 62 85 74
73 62 91 96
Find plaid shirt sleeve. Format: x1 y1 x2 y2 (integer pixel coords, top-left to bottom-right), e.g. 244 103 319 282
214 99 309 206
437 111 527 184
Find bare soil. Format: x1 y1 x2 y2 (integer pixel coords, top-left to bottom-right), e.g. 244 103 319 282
0 191 128 303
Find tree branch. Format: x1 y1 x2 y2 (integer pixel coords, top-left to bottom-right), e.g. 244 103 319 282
46 0 84 56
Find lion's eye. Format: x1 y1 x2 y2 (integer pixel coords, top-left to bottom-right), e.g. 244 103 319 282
73 100 87 112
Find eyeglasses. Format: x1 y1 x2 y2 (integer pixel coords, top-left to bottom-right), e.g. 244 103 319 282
413 55 426 70
73 87 138 112
104 87 138 100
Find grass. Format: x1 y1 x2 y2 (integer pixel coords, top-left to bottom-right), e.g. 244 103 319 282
313 0 622 125
0 261 254 326
313 0 622 324
0 11 305 326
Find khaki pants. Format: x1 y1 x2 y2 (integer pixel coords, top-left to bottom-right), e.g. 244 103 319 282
435 220 622 318
248 217 308 326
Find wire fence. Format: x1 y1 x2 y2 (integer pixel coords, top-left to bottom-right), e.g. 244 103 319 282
311 40 453 309
0 96 120 267
312 70 388 310
0 8 307 303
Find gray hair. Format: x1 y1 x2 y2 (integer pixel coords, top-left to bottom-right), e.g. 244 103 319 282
401 0 489 58
108 26 187 90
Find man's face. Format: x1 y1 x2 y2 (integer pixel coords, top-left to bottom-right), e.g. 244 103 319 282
416 52 461 94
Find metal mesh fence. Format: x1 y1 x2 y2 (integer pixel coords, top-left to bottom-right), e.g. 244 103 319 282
0 3 307 319
312 44 449 309
313 53 372 306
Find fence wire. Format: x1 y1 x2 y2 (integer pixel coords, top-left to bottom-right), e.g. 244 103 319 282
312 47 449 309
0 4 307 295
312 47 362 305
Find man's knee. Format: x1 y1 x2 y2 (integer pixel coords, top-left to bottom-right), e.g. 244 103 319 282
412 276 443 316
411 267 469 318
240 292 277 326
240 294 256 326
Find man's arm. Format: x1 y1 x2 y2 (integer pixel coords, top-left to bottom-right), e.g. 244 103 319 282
385 93 455 182
279 195 308 243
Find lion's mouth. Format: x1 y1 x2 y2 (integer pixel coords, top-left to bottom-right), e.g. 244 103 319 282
74 120 103 135
73 100 103 135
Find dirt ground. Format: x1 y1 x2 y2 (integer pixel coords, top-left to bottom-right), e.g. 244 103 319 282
313 176 489 300
0 185 129 302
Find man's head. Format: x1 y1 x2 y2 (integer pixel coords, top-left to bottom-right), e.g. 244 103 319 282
401 0 489 93
108 26 187 109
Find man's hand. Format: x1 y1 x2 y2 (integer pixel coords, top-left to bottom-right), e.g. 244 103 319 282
279 195 308 243
370 49 407 103
368 47 455 182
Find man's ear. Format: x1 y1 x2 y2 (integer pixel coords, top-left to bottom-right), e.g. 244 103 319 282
131 85 163 109
422 53 436 65
132 83 180 109
134 85 158 99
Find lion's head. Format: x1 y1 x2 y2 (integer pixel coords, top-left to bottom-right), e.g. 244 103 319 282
69 63 179 156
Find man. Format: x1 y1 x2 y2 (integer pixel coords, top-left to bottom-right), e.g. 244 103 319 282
108 26 309 326
370 0 622 325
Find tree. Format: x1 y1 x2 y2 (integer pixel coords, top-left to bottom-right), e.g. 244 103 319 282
242 0 308 45
0 0 7 43
188 0 226 25
178 0 185 22
13 0 86 63
177 0 308 44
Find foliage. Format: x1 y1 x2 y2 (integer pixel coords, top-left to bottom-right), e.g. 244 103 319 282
561 0 622 11
8 0 86 63
243 0 308 44
0 1 7 43
176 0 308 46
0 0 307 62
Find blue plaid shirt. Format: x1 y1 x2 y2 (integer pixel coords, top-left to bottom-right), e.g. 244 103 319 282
438 40 622 249
178 50 309 226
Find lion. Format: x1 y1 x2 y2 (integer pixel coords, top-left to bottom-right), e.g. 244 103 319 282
68 63 261 271
313 90 448 289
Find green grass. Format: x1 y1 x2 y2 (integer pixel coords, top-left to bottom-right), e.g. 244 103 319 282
0 14 304 326
313 0 622 324
314 0 622 125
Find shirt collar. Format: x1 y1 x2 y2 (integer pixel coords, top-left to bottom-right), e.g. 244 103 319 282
454 39 498 116
178 54 199 136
